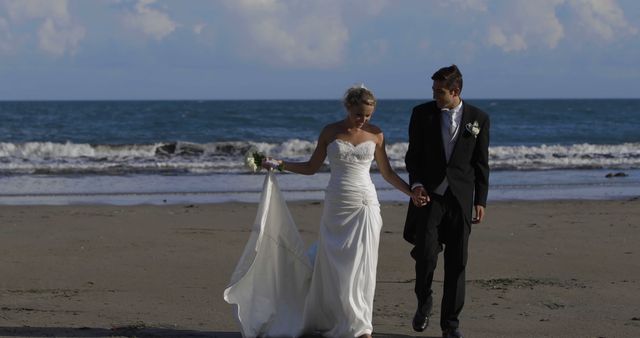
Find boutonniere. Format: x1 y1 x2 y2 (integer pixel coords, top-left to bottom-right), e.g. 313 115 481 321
465 121 480 138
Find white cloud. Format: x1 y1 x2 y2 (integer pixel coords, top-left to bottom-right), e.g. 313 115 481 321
346 0 391 16
123 0 177 41
224 0 350 68
488 25 527 52
360 39 389 65
486 0 565 52
38 17 84 56
193 23 206 35
1 0 85 56
485 0 637 52
447 0 488 12
568 0 637 41
4 0 69 22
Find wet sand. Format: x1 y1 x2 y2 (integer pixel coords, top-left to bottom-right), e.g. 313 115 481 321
1 198 639 337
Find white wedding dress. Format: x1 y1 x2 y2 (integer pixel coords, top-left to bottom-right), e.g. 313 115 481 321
224 139 382 338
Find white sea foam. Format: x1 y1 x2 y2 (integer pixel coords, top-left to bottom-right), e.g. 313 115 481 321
0 140 638 174
0 142 160 158
489 143 640 170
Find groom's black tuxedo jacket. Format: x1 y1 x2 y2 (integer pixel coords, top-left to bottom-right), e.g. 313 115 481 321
403 100 490 244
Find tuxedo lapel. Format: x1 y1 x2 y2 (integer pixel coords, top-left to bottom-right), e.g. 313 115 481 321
431 108 447 164
449 102 474 163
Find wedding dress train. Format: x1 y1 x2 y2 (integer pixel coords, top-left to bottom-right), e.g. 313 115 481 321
224 139 382 338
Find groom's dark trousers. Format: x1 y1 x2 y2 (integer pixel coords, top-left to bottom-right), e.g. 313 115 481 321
411 188 469 330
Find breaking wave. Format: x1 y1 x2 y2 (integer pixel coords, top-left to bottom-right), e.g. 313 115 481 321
1 140 639 175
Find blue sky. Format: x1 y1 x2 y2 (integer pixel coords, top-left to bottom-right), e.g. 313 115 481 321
0 0 638 100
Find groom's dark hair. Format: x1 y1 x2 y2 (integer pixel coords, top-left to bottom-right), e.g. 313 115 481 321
431 64 463 93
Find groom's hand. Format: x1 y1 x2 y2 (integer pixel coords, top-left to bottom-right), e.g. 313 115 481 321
472 205 485 224
411 186 430 207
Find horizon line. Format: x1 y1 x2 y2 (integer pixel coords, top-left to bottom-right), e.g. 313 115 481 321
1 97 639 102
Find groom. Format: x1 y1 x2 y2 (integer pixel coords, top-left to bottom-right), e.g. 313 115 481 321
404 65 490 338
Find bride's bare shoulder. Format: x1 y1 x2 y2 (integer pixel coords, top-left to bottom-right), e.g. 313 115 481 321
363 124 385 146
364 123 382 135
321 121 344 136
318 122 342 145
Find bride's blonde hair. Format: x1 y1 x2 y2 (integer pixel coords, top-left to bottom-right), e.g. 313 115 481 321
343 84 376 108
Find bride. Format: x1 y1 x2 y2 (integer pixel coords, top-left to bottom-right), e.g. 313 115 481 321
224 85 418 338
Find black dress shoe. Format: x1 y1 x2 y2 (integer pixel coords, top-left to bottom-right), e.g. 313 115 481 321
442 328 464 338
411 306 429 332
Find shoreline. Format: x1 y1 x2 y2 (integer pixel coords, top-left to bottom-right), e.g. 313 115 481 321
1 199 639 337
1 169 638 206
1 193 638 206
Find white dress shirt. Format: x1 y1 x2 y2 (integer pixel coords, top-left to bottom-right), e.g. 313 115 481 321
434 100 463 195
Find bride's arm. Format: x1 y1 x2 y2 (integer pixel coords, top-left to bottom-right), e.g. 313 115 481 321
278 127 330 175
374 133 412 196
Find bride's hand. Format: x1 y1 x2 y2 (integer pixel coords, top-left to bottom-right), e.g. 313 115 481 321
261 157 272 170
261 157 282 170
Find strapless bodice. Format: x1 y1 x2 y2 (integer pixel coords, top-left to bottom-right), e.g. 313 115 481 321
326 139 377 203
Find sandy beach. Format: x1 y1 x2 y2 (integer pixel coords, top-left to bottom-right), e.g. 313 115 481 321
1 199 639 338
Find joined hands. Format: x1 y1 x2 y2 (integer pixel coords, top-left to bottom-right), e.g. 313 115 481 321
411 186 430 207
261 157 283 171
411 186 486 224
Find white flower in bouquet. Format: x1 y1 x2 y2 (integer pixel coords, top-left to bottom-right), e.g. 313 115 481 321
244 147 283 172
244 147 265 173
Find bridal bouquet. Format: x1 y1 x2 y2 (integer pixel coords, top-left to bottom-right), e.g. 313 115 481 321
244 147 283 172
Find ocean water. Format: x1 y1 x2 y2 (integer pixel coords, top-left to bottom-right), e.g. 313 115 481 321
1 99 639 204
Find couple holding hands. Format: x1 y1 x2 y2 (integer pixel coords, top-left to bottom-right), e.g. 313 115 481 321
225 64 490 338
